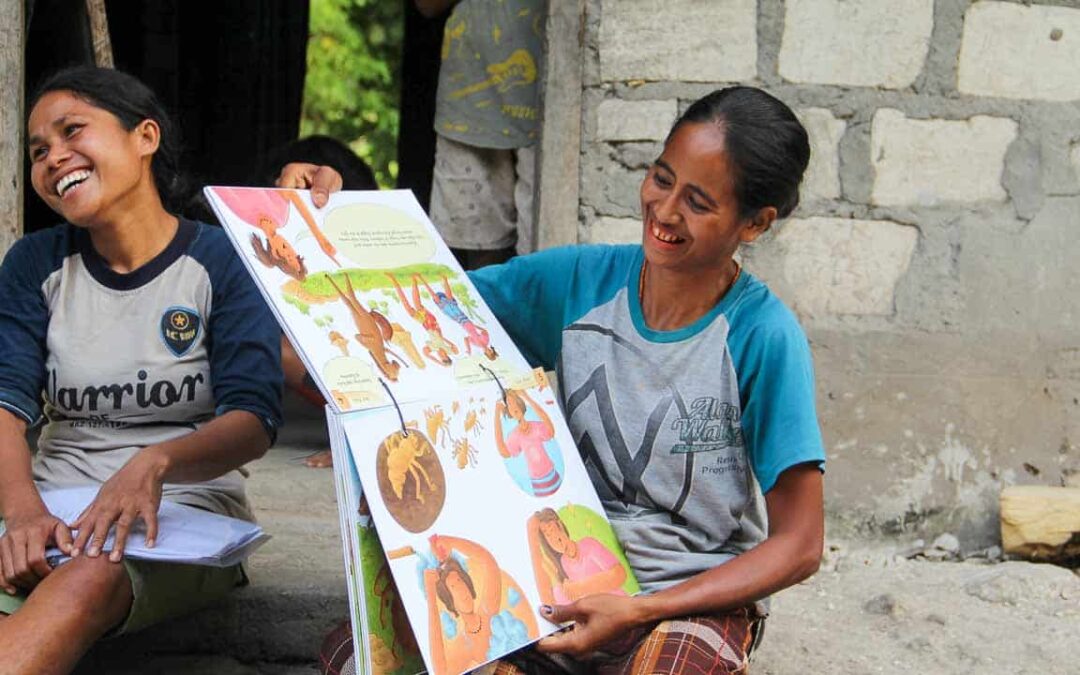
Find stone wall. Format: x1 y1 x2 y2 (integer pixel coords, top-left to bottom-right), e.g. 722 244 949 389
574 0 1080 546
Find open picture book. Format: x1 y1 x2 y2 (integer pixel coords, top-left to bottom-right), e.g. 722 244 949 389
206 187 639 675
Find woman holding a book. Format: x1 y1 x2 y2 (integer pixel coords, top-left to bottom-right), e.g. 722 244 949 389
0 66 334 674
468 86 826 673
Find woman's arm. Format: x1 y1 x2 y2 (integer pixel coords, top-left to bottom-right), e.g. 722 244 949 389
560 541 627 601
424 568 449 675
0 409 73 594
519 390 554 438
70 410 272 561
492 402 511 458
538 463 823 656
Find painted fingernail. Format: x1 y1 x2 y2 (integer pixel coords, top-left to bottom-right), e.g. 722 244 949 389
540 605 553 615
88 546 99 557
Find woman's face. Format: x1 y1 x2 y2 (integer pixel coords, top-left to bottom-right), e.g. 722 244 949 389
28 90 156 227
506 395 525 420
445 570 475 615
639 121 763 277
539 519 573 555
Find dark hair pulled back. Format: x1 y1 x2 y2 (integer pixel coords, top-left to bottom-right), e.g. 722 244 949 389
30 66 189 213
669 86 810 220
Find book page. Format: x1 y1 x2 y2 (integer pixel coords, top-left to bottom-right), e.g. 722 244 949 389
342 376 639 675
204 187 533 414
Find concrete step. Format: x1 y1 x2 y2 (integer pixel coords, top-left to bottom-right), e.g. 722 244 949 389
79 396 347 672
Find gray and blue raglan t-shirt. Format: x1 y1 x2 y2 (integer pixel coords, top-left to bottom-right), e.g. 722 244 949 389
0 220 282 521
471 244 825 594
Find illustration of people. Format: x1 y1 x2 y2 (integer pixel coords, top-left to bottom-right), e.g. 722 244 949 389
417 274 497 360
387 272 459 366
527 508 628 606
422 535 536 675
213 186 339 280
494 389 562 497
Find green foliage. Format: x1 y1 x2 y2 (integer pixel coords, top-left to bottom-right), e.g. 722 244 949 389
303 0 403 187
284 293 311 315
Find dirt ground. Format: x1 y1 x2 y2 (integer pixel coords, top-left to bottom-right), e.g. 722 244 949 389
752 540 1080 674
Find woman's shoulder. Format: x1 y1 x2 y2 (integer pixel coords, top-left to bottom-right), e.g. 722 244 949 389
728 272 807 340
0 223 80 280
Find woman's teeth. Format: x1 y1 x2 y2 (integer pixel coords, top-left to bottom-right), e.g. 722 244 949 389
57 170 91 197
652 225 683 243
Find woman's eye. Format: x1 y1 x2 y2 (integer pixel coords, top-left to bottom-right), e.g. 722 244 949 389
652 172 673 188
63 124 82 137
688 197 709 213
29 146 47 161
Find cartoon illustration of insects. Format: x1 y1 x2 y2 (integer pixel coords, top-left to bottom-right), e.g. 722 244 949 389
424 406 451 448
464 409 482 437
213 187 339 280
384 430 434 503
452 400 461 415
452 436 478 469
328 274 405 382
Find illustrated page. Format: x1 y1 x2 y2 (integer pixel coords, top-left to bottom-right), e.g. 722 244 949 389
342 374 639 675
205 187 533 413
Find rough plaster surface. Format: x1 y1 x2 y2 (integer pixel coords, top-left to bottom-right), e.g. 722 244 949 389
778 0 934 88
596 98 677 142
797 107 845 201
589 215 641 244
959 1 1080 102
871 109 1017 206
598 0 757 82
770 217 918 317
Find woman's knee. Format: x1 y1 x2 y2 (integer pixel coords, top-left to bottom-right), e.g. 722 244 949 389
44 556 133 624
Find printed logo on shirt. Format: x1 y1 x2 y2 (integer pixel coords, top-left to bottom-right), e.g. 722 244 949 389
669 397 744 455
160 306 201 357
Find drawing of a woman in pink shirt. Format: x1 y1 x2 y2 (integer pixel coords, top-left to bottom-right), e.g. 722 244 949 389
494 389 562 497
527 508 628 606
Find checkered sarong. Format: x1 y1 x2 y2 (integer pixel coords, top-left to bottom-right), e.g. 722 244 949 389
483 606 763 675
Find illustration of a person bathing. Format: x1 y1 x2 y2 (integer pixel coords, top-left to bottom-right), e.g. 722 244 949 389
423 535 536 675
494 389 562 497
388 272 459 366
416 274 497 361
527 508 628 606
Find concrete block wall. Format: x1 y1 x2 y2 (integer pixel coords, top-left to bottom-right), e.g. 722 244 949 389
575 0 1080 546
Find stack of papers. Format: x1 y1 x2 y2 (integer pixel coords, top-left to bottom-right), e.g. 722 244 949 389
38 486 269 567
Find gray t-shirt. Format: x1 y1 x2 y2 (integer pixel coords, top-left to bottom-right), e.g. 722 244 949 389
433 0 545 149
472 245 826 597
0 221 283 521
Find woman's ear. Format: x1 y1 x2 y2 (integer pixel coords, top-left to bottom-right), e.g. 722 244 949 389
741 206 777 243
134 118 161 157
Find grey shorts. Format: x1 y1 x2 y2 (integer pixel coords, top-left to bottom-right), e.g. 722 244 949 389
429 134 536 254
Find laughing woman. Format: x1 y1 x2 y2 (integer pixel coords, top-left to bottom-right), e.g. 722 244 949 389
470 86 826 674
0 66 329 675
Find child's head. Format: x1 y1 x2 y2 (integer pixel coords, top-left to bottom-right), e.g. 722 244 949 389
28 66 186 216
260 135 378 191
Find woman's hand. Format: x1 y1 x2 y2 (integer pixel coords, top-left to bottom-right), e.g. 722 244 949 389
71 450 167 562
0 508 72 593
275 163 344 208
537 594 648 657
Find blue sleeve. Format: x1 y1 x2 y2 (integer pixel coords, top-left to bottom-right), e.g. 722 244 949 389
469 245 637 370
0 234 57 425
197 228 283 443
729 304 825 494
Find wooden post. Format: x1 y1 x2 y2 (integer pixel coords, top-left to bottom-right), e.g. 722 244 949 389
533 0 586 250
85 0 114 68
0 0 24 255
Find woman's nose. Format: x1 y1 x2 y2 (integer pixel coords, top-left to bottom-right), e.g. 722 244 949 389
653 190 682 225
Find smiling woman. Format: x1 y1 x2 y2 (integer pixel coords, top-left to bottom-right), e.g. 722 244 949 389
0 66 328 675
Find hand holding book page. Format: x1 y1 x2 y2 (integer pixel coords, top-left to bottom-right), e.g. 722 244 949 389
34 486 269 567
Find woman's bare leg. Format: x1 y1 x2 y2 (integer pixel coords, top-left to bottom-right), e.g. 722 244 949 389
0 555 132 675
